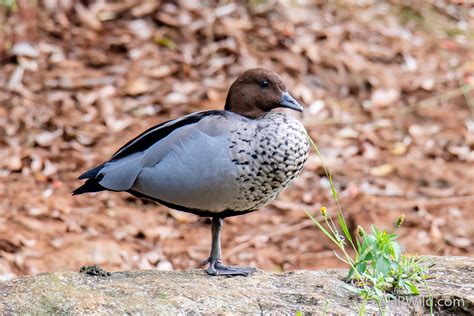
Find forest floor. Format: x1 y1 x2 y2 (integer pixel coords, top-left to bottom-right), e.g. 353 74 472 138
0 1 473 279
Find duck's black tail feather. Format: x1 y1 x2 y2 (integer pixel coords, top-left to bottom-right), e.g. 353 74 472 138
72 178 106 195
78 164 104 180
73 164 107 195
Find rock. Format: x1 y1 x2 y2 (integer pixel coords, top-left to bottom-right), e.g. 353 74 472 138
0 256 472 314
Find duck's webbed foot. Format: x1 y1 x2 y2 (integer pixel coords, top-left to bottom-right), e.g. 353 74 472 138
202 256 255 276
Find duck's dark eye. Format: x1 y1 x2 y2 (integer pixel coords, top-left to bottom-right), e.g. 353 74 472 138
259 80 270 89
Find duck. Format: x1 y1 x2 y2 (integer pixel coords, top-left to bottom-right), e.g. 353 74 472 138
73 68 310 276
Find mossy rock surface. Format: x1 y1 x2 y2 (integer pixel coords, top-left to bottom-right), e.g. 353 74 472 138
0 256 472 314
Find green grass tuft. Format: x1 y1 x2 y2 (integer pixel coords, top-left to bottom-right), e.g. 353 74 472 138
305 133 432 314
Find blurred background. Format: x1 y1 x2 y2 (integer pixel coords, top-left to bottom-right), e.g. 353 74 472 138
0 0 473 280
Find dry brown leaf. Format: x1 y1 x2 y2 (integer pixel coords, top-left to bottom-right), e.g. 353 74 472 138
75 3 103 31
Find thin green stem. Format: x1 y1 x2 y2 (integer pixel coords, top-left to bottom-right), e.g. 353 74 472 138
305 134 357 253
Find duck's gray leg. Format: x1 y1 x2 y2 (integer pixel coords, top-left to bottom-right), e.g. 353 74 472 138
202 217 255 276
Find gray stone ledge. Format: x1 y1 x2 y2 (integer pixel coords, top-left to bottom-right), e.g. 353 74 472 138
0 256 472 314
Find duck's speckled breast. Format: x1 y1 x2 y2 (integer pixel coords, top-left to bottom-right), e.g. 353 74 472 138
227 112 309 211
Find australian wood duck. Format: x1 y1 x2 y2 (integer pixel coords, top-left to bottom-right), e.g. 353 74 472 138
73 68 310 276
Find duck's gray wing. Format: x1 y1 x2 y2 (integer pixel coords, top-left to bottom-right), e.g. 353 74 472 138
75 110 230 192
130 114 243 212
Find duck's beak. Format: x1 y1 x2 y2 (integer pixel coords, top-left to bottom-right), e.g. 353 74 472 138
280 92 303 112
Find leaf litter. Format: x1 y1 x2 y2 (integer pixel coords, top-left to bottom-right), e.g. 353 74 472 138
0 1 473 280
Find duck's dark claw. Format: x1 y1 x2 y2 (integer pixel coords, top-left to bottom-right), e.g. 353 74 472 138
201 257 212 266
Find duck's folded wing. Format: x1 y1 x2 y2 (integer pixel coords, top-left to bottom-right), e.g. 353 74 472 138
131 119 240 212
75 110 227 192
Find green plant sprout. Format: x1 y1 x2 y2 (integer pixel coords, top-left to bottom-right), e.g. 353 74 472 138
304 134 432 314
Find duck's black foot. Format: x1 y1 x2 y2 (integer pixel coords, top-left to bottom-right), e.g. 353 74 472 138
202 257 255 276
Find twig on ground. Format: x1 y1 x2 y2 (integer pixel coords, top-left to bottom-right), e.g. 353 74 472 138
303 84 474 127
226 216 327 257
383 195 474 209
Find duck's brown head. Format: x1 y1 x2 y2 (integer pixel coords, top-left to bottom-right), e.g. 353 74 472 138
224 68 303 118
